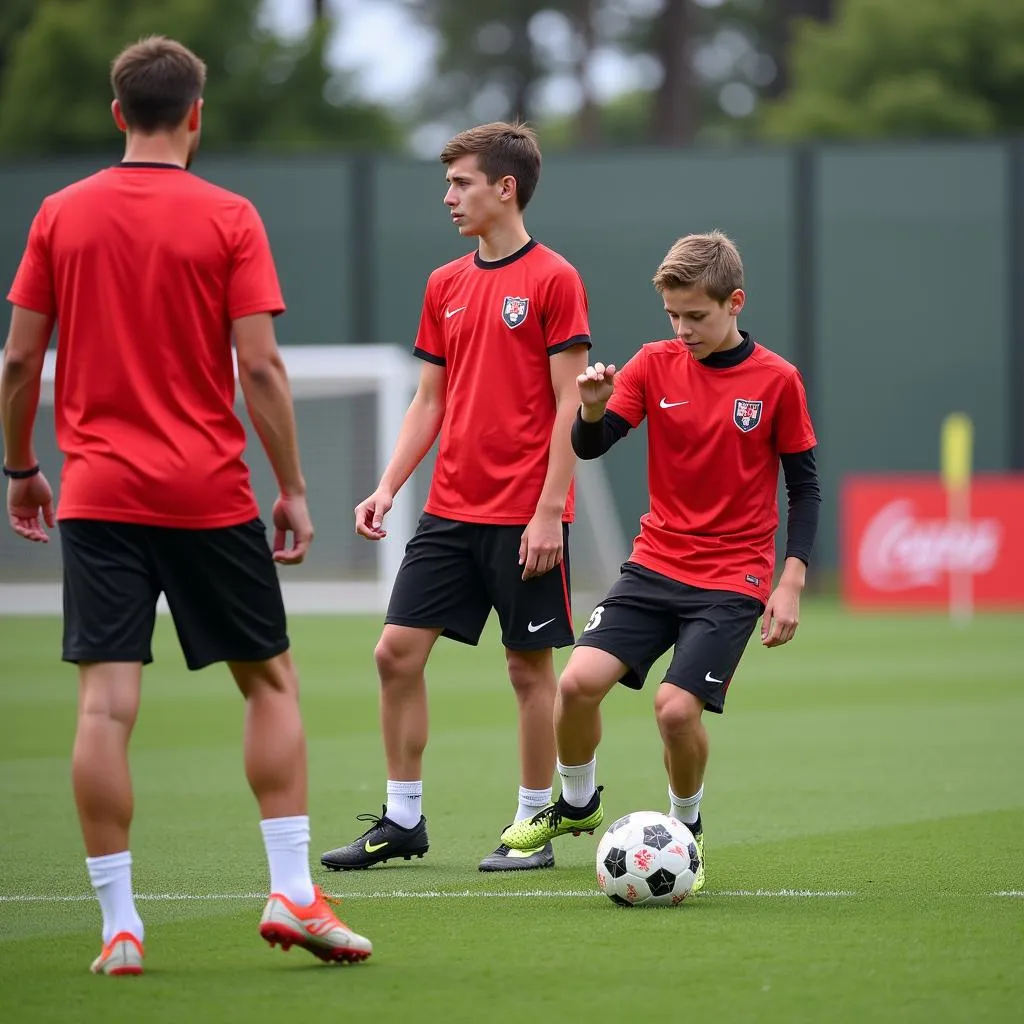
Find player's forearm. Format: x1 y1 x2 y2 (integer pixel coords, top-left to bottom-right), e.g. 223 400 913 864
778 556 807 590
0 351 42 469
378 396 444 497
536 399 579 515
238 358 306 496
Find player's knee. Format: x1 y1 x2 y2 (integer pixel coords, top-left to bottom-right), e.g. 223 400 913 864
654 686 703 737
374 633 426 684
557 665 602 706
505 649 554 696
230 652 298 699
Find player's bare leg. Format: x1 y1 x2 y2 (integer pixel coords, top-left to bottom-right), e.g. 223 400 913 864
655 685 708 798
232 653 373 960
500 646 621 850
375 624 440 781
654 683 708 891
73 662 142 857
73 662 145 973
479 648 558 871
230 652 307 819
505 647 558 791
555 646 624 766
321 625 437 871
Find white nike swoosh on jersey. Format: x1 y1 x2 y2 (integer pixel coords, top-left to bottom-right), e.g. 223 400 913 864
659 398 689 409
445 306 467 319
527 618 556 633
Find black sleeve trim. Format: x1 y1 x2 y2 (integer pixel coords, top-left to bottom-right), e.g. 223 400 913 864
571 408 632 459
414 347 446 367
547 333 592 356
780 447 821 566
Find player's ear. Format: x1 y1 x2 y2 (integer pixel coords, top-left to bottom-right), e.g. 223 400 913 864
111 100 128 134
728 289 745 317
187 98 203 133
498 174 517 204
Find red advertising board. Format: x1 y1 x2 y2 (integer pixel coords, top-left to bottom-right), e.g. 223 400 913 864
842 475 1024 608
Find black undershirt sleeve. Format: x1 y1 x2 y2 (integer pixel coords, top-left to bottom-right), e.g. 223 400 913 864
780 447 821 566
571 407 632 459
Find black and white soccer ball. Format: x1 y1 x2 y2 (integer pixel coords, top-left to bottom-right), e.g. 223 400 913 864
595 811 700 907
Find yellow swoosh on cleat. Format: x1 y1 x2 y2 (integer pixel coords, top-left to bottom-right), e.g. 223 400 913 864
364 840 388 853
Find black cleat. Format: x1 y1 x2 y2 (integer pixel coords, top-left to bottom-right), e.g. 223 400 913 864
320 807 429 871
478 841 554 872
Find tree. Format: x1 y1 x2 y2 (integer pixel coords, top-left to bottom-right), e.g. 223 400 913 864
762 0 1024 140
762 0 833 101
0 0 400 155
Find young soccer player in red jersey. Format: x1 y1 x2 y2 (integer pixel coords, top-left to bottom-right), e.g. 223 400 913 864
321 122 591 874
500 232 821 892
1 36 371 973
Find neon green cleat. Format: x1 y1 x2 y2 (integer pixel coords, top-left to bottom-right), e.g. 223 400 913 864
689 816 705 894
500 788 604 850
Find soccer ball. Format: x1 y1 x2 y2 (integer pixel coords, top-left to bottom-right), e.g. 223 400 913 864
595 811 700 907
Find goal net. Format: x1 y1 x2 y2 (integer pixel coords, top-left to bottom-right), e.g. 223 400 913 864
0 345 628 616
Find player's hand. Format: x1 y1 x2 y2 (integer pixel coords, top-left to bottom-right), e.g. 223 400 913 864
577 362 617 409
761 581 800 647
519 508 563 580
355 488 393 541
272 492 314 565
7 472 55 543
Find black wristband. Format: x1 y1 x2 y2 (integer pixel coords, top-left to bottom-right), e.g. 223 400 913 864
2 464 41 479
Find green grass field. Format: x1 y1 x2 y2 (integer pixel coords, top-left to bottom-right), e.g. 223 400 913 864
1 603 1022 1023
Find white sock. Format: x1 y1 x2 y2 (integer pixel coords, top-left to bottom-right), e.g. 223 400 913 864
669 784 703 826
515 786 552 822
557 757 597 808
86 851 144 944
260 815 315 907
385 780 423 829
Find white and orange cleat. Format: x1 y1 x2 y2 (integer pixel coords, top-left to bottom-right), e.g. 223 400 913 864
90 932 144 976
260 886 372 964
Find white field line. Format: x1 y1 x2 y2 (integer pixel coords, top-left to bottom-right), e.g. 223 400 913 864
0 888 860 904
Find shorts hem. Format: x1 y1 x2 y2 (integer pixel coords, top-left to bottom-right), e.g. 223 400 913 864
574 634 645 689
503 633 576 652
62 651 153 666
661 676 725 715
384 616 481 647
187 640 290 672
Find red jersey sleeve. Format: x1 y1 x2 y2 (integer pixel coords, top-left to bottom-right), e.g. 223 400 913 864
7 203 55 317
605 347 648 428
413 272 445 365
774 369 817 454
541 265 591 355
228 201 286 320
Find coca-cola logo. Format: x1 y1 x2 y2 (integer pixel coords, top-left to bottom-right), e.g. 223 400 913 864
858 499 1002 591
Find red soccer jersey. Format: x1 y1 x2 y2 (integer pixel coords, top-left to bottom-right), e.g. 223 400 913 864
7 164 285 528
414 239 590 524
607 337 817 601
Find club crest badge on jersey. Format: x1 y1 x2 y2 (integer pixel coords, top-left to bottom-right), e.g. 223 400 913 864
501 296 530 329
733 399 763 432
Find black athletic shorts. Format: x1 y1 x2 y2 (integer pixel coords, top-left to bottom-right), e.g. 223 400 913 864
59 518 289 671
385 512 575 650
574 562 764 714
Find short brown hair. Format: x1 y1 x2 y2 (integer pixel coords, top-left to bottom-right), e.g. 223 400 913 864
653 231 744 302
439 121 542 210
111 36 207 133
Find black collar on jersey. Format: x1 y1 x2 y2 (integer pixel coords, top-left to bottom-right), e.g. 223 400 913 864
474 237 538 270
699 330 754 369
117 161 186 170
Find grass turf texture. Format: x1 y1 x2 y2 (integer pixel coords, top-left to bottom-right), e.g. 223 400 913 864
0 602 1021 1023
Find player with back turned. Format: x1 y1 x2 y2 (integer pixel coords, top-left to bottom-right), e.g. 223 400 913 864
1 36 372 974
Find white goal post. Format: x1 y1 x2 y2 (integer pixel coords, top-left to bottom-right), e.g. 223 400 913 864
0 345 628 615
